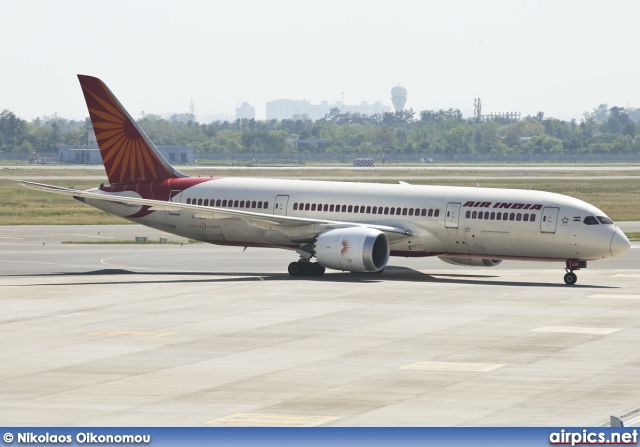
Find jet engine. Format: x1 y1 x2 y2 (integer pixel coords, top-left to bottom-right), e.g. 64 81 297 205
314 227 389 273
439 257 502 267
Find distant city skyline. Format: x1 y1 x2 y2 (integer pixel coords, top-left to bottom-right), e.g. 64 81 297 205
2 1 639 124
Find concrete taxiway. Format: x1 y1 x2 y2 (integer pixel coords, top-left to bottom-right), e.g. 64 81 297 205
1 224 640 426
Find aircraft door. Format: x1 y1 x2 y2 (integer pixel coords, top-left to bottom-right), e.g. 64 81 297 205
445 203 461 229
274 195 289 216
540 207 559 233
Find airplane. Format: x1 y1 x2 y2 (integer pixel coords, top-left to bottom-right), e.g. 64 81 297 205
19 75 631 285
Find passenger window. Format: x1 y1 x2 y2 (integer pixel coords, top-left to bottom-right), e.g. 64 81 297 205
490 212 495 220
293 203 298 210
478 211 483 220
348 205 353 212
531 214 536 222
472 211 477 219
216 199 221 206
263 201 268 208
311 204 317 211
204 199 209 206
186 198 191 204
523 214 529 221
384 207 389 214
342 205 347 212
372 206 378 214
304 203 309 211
408 208 414 216
323 204 328 211
516 213 522 221
597 216 613 225
496 212 501 220
239 200 244 207
466 211 471 218
428 209 433 217
329 204 334 212
390 207 395 215
354 206 359 213
367 206 372 214
402 208 408 216
510 213 515 221
197 198 203 206
583 216 599 225
234 200 239 207
434 209 439 217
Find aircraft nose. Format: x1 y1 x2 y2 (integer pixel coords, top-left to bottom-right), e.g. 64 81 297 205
610 229 631 257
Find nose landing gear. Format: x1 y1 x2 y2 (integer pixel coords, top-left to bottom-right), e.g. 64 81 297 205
564 260 586 285
564 271 577 285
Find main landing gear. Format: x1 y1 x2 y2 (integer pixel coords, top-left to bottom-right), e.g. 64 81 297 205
288 261 325 277
564 260 586 285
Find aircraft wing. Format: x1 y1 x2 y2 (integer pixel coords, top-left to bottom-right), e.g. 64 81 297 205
18 181 413 237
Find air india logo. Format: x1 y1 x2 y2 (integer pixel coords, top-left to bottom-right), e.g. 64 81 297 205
340 238 351 257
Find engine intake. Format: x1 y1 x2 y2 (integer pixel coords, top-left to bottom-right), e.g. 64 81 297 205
439 257 502 267
315 227 389 273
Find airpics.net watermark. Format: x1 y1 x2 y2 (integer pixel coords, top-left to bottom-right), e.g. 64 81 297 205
549 429 638 446
3 432 151 444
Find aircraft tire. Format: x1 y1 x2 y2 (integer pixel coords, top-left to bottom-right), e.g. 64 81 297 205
288 262 300 276
564 272 577 285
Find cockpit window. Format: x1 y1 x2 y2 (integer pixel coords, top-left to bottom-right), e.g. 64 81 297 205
597 216 613 225
583 216 599 225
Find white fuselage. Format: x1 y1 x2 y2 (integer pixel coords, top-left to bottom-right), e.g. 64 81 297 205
89 177 626 263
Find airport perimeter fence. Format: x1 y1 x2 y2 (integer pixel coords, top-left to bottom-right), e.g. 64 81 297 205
193 152 640 164
4 151 640 164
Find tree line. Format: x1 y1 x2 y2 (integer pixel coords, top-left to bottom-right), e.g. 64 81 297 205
2 104 640 156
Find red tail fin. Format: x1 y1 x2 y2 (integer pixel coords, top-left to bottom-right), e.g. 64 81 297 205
78 75 184 184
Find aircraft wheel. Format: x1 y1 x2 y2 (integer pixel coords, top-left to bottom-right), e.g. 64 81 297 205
288 262 300 276
564 272 577 285
312 263 325 276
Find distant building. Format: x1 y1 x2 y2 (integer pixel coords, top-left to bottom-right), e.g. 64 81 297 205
266 99 391 121
57 145 195 165
235 102 256 120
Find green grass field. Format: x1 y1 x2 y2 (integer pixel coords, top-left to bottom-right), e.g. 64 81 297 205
1 166 638 224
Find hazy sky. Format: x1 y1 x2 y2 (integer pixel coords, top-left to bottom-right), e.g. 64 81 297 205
2 0 639 122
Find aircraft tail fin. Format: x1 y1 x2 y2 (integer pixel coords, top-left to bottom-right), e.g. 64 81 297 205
77 75 185 184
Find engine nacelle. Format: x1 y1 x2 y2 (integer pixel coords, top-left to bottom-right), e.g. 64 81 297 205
439 257 502 267
315 227 389 273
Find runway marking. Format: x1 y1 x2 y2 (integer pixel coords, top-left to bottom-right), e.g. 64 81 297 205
590 294 640 300
0 236 24 240
399 361 506 372
611 274 640 278
69 233 114 239
532 326 621 335
84 331 178 338
204 413 340 427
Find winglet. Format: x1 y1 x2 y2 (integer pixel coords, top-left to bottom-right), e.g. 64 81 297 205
77 75 185 184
